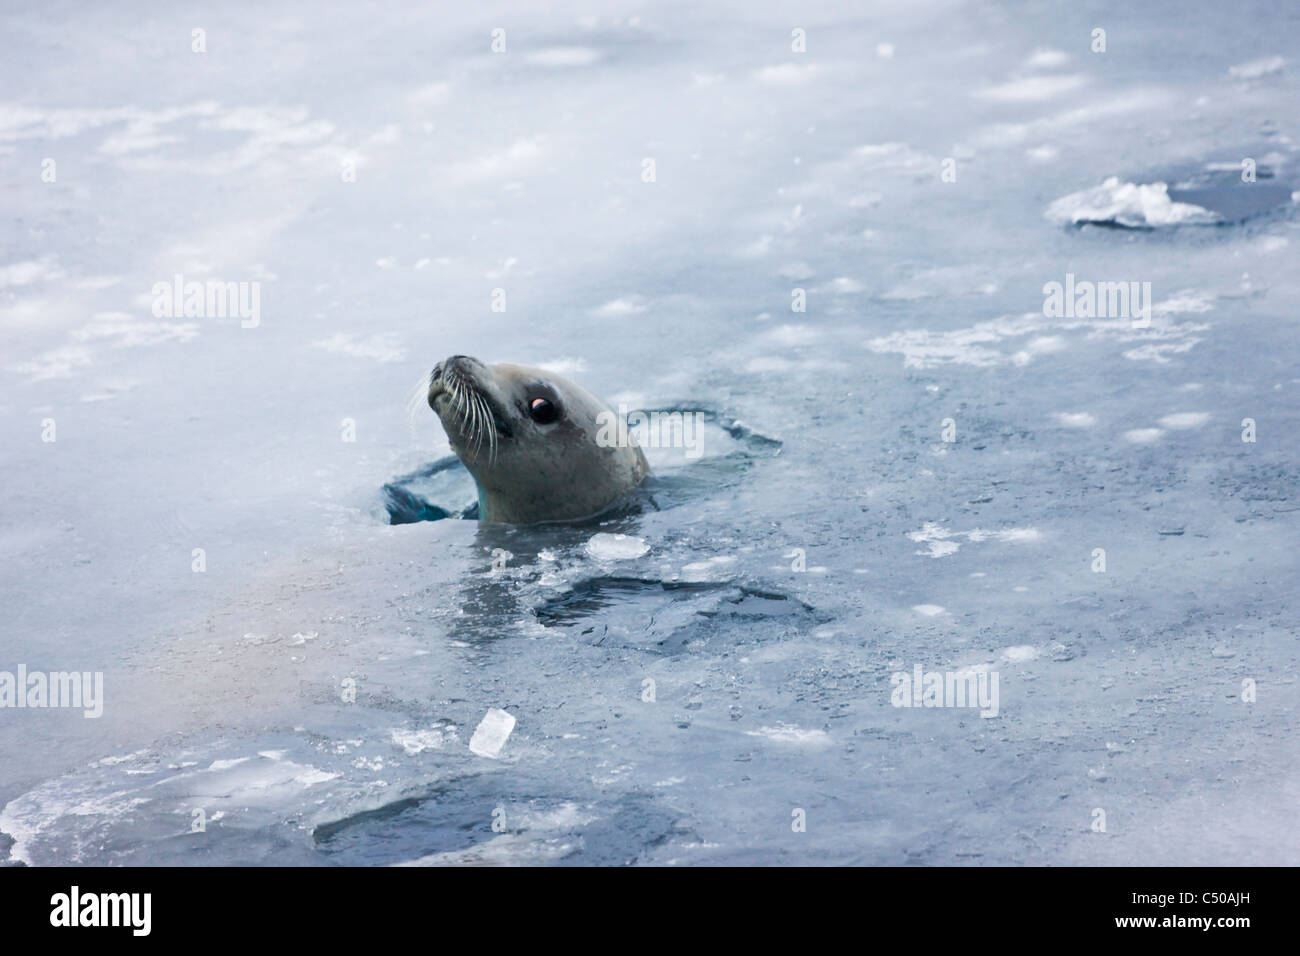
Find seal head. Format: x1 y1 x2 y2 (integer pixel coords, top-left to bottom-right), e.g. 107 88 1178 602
427 355 649 524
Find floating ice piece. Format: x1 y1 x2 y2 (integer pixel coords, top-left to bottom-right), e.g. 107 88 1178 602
391 725 453 755
590 295 648 318
1158 412 1209 429
469 709 516 758
1228 56 1284 80
1054 412 1097 428
586 533 649 560
207 757 250 771
745 723 831 746
1047 177 1220 228
908 522 1041 558
680 555 737 581
94 749 149 767
1026 49 1069 69
1000 645 1039 663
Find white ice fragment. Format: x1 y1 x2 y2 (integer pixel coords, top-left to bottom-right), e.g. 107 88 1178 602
907 522 1040 557
680 555 737 581
1054 411 1096 428
744 723 831 746
586 533 649 560
591 296 648 318
206 757 250 771
391 726 451 755
1026 49 1069 69
469 709 516 758
1228 56 1284 79
1046 177 1219 228
1158 412 1209 429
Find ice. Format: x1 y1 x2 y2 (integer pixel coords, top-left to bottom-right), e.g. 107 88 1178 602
744 724 832 747
1228 56 1285 79
590 297 649 318
908 524 1042 558
585 533 649 561
1158 412 1210 429
468 710 516 759
1025 49 1070 69
391 725 455 756
1054 412 1097 428
1046 177 1221 228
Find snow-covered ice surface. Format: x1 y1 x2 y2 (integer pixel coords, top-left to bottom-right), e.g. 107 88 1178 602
2 1 1298 865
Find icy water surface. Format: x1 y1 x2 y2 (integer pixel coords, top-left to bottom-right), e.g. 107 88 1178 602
1 1 1298 865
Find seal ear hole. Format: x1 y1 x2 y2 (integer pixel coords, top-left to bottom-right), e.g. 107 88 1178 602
528 396 561 425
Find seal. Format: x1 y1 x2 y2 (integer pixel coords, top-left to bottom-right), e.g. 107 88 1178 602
426 355 649 524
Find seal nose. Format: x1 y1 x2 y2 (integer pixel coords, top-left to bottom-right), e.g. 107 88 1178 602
445 354 480 375
427 361 449 410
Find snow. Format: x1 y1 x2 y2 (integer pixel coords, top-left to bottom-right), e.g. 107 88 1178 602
1046 177 1221 228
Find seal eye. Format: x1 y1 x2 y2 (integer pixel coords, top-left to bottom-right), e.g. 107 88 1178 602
528 397 560 424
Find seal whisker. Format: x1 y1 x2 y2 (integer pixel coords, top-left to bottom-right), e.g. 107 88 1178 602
456 377 479 458
469 389 485 460
408 369 433 435
483 393 497 465
475 393 489 461
452 375 468 435
482 393 498 466
464 386 477 457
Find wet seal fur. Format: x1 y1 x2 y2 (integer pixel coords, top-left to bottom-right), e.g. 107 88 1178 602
427 355 649 524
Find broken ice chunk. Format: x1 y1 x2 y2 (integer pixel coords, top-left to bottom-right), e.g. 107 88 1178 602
469 708 516 758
